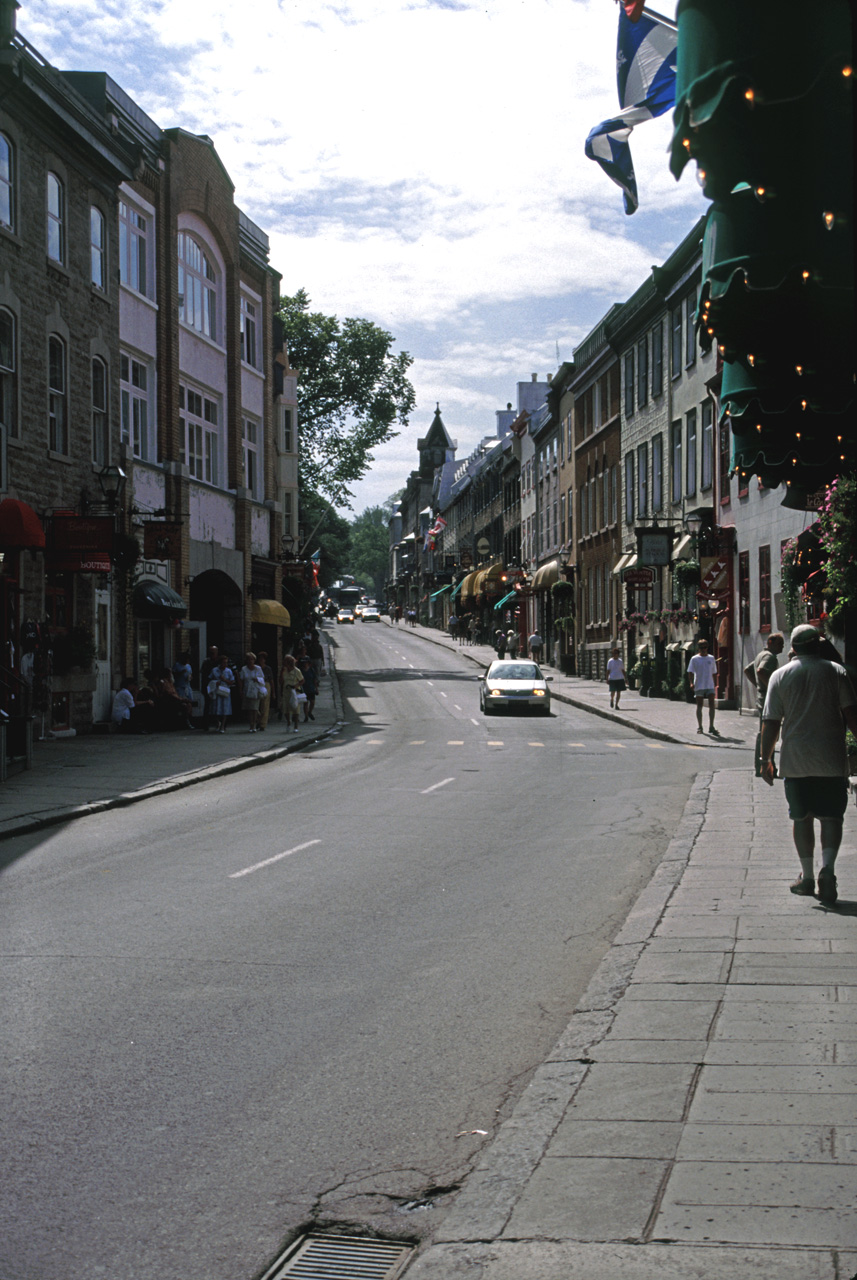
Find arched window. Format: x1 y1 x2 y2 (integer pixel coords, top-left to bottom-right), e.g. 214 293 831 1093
90 206 105 289
178 233 217 340
92 357 108 466
1 308 16 441
1 133 14 231
48 335 68 454
47 172 65 264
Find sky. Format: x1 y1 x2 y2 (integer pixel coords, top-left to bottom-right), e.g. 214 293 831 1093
26 0 707 515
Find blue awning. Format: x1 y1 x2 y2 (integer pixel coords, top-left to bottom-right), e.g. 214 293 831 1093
493 589 517 610
430 584 452 599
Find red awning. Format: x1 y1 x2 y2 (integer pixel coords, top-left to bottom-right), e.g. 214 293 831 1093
0 499 46 549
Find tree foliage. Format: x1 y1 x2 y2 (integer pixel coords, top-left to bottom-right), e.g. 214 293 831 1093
297 486 352 589
350 505 392 601
277 289 416 507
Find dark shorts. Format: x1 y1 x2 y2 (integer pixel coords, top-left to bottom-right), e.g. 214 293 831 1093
784 776 848 821
609 679 626 692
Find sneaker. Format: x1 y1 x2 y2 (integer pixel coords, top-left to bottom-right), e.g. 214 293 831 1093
697 726 704 734
709 726 720 736
817 867 838 905
789 873 815 896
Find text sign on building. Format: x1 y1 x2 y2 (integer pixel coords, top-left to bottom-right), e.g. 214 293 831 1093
624 567 654 589
50 515 113 572
143 521 182 561
635 528 674 567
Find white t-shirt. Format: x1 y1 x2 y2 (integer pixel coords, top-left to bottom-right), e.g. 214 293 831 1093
607 657 624 680
763 654 856 777
688 652 718 693
112 688 135 723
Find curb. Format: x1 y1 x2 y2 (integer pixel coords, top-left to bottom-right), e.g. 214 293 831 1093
0 633 345 844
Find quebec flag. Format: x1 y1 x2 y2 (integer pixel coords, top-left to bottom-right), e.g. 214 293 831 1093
585 9 677 215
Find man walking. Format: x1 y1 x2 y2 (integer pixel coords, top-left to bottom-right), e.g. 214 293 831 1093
761 624 857 904
745 632 784 773
528 630 543 663
688 638 719 735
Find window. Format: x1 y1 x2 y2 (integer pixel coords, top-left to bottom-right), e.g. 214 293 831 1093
637 336 648 408
0 308 17 440
651 320 663 397
179 383 220 484
281 407 293 451
719 418 731 502
178 233 217 340
611 465 618 524
47 172 65 264
119 200 148 295
602 467 609 527
243 416 262 498
1 133 14 231
624 452 634 525
567 485 574 540
684 289 697 367
120 353 153 461
671 420 683 505
701 399 714 490
90 206 105 289
283 490 293 536
580 480 589 538
759 545 771 631
560 491 566 545
48 335 68 453
624 350 634 416
553 498 558 546
637 442 648 517
686 408 697 497
240 296 258 367
670 306 682 378
91 357 108 466
738 550 750 634
652 434 663 512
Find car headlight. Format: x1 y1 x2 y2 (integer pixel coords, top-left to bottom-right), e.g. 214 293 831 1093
488 688 502 697
532 689 546 696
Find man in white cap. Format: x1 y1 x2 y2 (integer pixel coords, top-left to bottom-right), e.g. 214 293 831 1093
760 624 857 904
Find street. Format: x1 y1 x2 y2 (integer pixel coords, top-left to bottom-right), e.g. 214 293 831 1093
1 625 742 1280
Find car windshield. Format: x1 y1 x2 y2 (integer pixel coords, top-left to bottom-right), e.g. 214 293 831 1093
488 662 540 680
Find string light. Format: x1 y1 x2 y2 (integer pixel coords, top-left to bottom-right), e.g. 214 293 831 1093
795 365 804 375
823 211 835 229
801 270 811 281
744 88 755 103
843 65 853 77
747 354 755 366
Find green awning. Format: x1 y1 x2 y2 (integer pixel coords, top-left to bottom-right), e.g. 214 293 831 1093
450 580 464 600
133 580 188 620
430 584 452 599
493 589 517 610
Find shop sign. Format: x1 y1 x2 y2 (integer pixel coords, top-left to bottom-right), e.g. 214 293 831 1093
700 554 730 600
460 549 473 568
624 567 654 588
51 515 113 572
143 521 182 560
635 527 674 567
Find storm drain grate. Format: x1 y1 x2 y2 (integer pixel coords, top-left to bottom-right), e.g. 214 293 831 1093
261 1233 414 1280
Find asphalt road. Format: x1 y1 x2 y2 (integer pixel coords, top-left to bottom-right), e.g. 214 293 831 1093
0 624 738 1280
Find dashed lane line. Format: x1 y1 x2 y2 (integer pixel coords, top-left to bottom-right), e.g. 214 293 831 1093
230 839 322 879
422 777 455 794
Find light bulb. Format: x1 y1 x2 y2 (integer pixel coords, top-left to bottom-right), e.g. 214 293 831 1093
823 211 835 229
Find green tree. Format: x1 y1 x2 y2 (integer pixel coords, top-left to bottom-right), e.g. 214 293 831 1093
298 486 352 589
350 505 392 601
277 290 416 507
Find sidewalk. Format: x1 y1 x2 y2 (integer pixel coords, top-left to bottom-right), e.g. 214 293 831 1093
407 768 857 1280
388 617 759 753
0 634 344 842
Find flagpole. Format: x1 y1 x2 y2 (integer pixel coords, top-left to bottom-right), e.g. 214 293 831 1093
642 6 677 31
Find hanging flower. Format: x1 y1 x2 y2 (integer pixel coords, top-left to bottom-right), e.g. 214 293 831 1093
817 473 856 634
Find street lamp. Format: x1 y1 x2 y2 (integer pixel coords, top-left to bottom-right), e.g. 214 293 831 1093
97 465 126 512
281 533 295 560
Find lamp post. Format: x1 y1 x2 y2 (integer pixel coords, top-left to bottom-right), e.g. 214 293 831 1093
97 465 126 513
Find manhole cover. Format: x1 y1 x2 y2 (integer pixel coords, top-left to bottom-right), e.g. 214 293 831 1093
260 1233 414 1280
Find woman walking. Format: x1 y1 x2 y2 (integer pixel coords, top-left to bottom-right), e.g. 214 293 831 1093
280 654 305 733
207 653 235 733
239 652 267 732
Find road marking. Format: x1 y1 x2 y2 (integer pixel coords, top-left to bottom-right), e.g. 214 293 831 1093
230 839 321 879
440 691 448 697
685 745 704 750
454 704 462 710
409 739 426 745
607 742 626 748
487 740 504 746
647 743 666 749
567 742 585 747
447 740 464 745
528 742 544 747
470 718 479 725
422 777 455 794
427 681 434 686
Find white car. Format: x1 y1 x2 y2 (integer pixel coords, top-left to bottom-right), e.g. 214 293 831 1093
480 659 552 715
361 607 381 622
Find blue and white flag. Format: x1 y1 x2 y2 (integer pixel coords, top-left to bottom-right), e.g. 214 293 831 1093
585 9 677 215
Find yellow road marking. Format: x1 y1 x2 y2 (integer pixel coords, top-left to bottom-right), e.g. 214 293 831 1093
447 740 464 745
487 741 504 746
528 742 544 747
409 740 426 745
607 742 626 748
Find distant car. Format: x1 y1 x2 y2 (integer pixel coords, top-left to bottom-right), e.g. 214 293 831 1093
361 607 380 622
337 608 355 624
479 659 551 715
354 603 366 617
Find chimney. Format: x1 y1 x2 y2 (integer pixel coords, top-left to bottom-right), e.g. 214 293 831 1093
531 373 538 382
0 0 19 45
